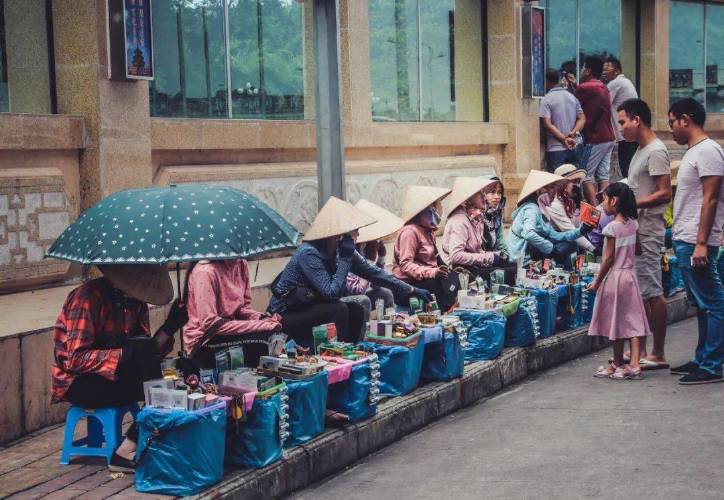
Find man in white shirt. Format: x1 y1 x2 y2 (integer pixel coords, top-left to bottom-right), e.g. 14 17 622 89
616 98 671 369
604 57 638 178
668 98 724 385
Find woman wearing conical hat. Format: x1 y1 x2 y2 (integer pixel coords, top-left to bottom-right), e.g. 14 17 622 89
441 177 517 285
344 199 404 321
392 185 455 312
547 164 595 253
268 197 432 343
508 170 592 269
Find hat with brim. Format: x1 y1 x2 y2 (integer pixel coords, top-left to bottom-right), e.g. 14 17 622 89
302 196 377 241
355 199 404 244
98 264 174 305
401 185 452 224
517 170 566 205
445 177 498 217
554 164 586 183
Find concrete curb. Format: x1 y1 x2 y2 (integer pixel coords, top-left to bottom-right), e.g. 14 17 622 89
194 294 694 500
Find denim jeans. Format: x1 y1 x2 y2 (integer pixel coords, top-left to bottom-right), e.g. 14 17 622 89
673 241 724 375
544 146 583 173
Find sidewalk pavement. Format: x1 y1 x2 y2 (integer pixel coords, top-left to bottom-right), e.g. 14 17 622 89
292 316 724 500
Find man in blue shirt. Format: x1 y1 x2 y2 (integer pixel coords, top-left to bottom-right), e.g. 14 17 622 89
539 69 586 172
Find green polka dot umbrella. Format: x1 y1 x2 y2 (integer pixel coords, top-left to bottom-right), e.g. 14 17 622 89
46 184 300 264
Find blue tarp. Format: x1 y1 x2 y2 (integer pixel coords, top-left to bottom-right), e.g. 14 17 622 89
557 283 584 330
226 392 284 469
421 330 464 382
453 309 506 361
284 371 328 447
135 402 227 496
529 288 558 338
360 340 425 397
505 305 536 347
327 362 377 422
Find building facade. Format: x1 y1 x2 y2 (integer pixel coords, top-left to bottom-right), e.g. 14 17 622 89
1 0 723 292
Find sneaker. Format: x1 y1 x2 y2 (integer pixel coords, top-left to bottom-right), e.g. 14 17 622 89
108 452 136 473
670 361 698 375
678 368 723 385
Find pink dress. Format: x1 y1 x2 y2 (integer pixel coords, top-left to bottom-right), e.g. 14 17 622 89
588 219 652 340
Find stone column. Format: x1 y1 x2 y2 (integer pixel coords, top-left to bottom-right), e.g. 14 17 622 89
454 0 484 122
639 0 669 131
487 1 542 209
51 0 153 211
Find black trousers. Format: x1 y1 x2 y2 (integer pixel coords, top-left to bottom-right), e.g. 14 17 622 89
194 330 275 369
617 140 638 178
280 300 366 344
65 372 154 443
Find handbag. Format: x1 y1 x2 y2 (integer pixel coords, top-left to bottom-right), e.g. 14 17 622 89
270 272 320 312
436 256 461 307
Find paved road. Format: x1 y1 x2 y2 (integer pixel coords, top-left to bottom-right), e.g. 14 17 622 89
292 317 724 500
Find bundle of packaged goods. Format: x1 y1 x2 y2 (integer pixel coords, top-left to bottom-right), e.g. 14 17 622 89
366 311 422 347
144 359 226 411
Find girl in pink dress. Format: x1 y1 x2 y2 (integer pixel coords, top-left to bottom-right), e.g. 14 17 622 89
588 182 651 380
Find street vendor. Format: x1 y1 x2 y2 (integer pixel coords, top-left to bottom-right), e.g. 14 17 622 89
268 197 432 344
547 164 596 253
345 199 403 310
441 177 506 278
51 264 187 473
392 185 457 312
508 170 591 269
183 259 283 369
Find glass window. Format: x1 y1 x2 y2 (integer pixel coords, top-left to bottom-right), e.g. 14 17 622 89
151 0 227 118
368 0 485 122
0 0 54 114
150 0 309 120
705 3 724 113
541 0 635 86
228 0 306 119
669 1 705 107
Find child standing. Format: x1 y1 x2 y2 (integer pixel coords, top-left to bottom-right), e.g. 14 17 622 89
588 182 651 379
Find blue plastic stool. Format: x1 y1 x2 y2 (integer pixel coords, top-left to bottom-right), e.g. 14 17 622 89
60 404 140 465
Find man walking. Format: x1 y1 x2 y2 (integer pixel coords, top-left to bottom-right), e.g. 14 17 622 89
604 57 638 178
574 57 616 205
668 98 724 385
540 69 586 172
616 98 671 369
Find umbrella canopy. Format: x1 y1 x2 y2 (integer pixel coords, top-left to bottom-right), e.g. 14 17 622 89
46 184 300 264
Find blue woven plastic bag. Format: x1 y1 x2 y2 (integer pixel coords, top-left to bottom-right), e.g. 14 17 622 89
135 402 227 496
421 331 464 382
226 392 284 469
529 288 558 338
360 340 424 397
454 309 506 361
284 371 328 447
505 305 536 347
327 362 377 422
558 283 584 330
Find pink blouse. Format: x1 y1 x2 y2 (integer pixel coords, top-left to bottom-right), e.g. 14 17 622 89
183 260 279 355
392 224 439 281
441 208 495 267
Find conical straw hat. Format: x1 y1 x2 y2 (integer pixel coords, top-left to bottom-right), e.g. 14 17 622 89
302 196 377 241
445 177 499 217
355 199 404 244
517 170 566 205
401 186 452 224
554 164 586 183
98 264 174 305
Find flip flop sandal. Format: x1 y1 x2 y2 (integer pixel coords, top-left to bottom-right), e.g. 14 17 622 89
610 366 631 380
627 367 644 380
639 359 670 371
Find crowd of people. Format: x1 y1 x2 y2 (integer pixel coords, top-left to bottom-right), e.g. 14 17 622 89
49 56 723 472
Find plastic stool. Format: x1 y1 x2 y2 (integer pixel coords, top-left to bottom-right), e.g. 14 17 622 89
60 403 140 465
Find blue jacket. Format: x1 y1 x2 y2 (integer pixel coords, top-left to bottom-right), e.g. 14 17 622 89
507 201 582 260
268 241 413 313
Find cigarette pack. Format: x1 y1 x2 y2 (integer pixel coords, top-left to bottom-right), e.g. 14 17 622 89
186 392 206 411
143 378 175 406
215 350 230 375
149 388 188 410
259 356 284 371
580 202 601 226
228 346 245 369
199 368 216 385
